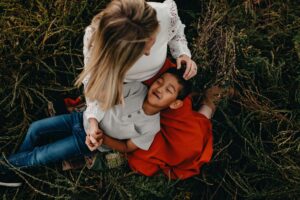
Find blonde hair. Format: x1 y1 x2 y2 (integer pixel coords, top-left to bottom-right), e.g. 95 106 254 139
75 0 159 110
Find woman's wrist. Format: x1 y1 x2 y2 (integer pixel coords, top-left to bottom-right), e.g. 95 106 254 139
88 118 99 129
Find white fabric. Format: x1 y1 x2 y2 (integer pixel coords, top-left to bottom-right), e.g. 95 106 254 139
82 0 191 121
82 74 105 122
83 82 160 151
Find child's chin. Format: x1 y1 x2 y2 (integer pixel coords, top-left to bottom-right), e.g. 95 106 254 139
148 99 163 107
148 99 159 106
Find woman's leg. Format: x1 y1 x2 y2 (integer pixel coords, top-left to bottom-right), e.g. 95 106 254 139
17 114 74 153
7 112 91 168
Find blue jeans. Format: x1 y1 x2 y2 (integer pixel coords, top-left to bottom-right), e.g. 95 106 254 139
5 112 91 168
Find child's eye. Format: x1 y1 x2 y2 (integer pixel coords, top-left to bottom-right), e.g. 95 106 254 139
167 89 173 94
156 78 162 83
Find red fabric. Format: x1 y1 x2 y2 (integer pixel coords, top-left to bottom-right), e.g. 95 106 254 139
127 58 213 180
64 97 82 107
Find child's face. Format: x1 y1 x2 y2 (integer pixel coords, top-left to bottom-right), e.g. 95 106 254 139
147 73 183 109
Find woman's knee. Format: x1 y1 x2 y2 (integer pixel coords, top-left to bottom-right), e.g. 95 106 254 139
27 120 45 138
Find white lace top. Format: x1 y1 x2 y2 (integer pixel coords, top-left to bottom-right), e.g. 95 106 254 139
83 0 191 122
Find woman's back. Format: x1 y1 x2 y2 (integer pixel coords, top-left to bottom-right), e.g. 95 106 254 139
83 0 191 83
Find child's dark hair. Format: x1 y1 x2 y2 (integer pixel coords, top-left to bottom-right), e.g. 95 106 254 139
164 67 192 100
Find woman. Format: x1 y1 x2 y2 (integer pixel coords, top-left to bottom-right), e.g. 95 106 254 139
0 0 160 187
76 0 198 141
81 0 213 179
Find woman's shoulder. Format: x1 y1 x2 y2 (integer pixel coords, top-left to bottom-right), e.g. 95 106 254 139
148 0 178 14
148 0 179 29
84 25 96 39
83 25 96 64
148 0 181 41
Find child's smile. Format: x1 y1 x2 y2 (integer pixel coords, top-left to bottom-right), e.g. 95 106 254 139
146 73 182 109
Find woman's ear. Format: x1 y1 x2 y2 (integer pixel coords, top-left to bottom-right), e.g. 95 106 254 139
169 100 183 110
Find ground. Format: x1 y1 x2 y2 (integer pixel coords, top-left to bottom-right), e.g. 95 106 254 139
0 0 299 199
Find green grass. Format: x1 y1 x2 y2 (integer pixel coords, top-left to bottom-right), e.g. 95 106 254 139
1 0 299 199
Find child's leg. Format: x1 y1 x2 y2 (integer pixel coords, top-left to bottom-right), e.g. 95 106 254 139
17 114 74 153
198 86 234 119
7 112 91 168
198 105 213 119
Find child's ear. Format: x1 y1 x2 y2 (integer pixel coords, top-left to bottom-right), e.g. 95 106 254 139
169 100 183 110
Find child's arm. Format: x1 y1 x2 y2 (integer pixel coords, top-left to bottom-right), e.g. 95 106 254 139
102 134 138 153
86 131 138 153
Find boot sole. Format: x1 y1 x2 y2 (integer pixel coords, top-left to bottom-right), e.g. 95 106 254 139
0 181 22 187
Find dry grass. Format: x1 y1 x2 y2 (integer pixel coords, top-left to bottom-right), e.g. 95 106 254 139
1 0 299 199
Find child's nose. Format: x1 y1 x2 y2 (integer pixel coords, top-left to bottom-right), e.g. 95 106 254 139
157 86 163 92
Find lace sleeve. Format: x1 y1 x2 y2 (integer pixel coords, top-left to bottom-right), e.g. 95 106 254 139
83 26 95 66
165 0 191 58
82 26 105 122
82 75 105 122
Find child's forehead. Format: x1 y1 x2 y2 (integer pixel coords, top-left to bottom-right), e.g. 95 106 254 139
161 73 181 86
161 72 176 80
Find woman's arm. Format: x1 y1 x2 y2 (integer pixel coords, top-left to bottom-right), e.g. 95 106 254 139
82 75 105 136
82 26 105 126
166 0 197 79
83 26 94 66
166 0 191 59
82 29 105 139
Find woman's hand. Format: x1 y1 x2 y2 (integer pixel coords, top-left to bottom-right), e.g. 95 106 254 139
88 118 102 139
86 118 104 151
85 130 103 151
176 54 198 80
85 134 103 151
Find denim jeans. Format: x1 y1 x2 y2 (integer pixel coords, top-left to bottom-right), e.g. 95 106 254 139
5 112 91 169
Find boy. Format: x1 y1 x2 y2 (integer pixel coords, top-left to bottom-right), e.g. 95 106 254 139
84 67 192 153
0 67 191 187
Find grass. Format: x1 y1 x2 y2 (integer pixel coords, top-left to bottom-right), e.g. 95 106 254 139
1 0 299 199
